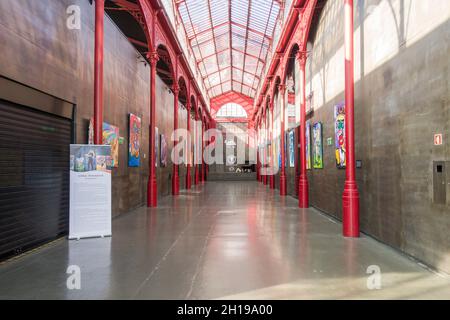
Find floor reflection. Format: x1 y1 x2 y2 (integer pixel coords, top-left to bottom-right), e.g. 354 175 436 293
0 181 449 299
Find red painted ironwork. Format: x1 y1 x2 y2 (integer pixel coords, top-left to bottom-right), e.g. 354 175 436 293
269 97 275 189
148 51 159 207
263 105 268 186
186 90 193 190
94 0 104 145
297 51 309 208
343 0 360 237
172 83 180 195
278 83 287 196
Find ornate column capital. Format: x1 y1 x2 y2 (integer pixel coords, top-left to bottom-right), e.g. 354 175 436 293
278 83 287 94
147 51 159 66
172 84 180 96
296 51 308 68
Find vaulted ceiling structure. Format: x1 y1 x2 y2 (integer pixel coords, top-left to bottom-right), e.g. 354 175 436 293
176 0 282 105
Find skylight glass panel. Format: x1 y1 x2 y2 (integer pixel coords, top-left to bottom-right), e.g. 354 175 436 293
231 0 249 25
209 73 221 87
177 0 281 99
210 0 229 26
220 68 231 82
222 82 231 92
232 50 244 69
232 68 243 82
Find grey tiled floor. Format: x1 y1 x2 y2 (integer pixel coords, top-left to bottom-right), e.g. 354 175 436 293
0 181 449 299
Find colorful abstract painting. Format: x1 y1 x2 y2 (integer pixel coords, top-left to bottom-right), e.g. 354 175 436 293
305 120 312 170
312 122 323 169
103 122 119 168
277 134 288 168
88 119 119 168
289 130 295 167
128 114 141 167
334 102 346 169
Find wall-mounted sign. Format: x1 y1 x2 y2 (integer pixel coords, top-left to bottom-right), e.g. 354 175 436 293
434 134 443 146
327 137 333 146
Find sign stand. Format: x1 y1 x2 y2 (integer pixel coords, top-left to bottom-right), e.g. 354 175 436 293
69 144 112 240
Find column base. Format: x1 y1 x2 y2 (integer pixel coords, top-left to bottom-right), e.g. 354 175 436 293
298 177 309 208
270 175 275 189
172 172 179 196
342 181 360 238
186 167 191 189
263 174 268 185
147 176 157 207
279 174 287 196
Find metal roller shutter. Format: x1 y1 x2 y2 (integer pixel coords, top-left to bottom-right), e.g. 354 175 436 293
0 100 72 261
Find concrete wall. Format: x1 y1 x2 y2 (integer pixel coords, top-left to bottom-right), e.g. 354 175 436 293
0 0 184 216
303 0 450 273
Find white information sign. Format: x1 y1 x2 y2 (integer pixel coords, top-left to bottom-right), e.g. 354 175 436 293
69 144 112 240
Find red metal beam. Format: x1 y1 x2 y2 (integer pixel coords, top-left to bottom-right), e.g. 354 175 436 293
127 37 148 48
111 0 140 11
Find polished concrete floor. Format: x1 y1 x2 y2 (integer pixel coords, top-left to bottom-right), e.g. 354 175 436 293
0 181 449 300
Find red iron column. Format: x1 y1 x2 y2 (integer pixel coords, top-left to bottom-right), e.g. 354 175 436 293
269 99 275 189
201 121 205 183
172 85 180 195
279 83 287 196
194 111 199 185
93 0 104 145
263 108 268 186
256 125 260 181
297 51 309 208
147 51 159 207
343 0 360 237
186 101 192 189
205 123 209 180
258 121 262 183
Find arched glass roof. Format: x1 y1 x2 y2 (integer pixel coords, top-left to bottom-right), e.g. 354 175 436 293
176 0 281 99
216 103 248 118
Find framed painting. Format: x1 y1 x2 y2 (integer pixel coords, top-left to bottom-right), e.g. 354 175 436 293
312 122 323 169
289 130 295 167
334 102 346 169
305 120 312 170
128 113 141 167
103 122 119 168
88 119 119 168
